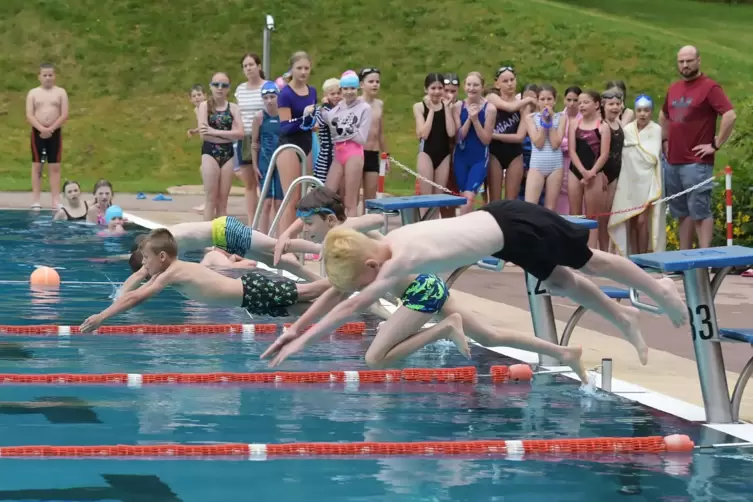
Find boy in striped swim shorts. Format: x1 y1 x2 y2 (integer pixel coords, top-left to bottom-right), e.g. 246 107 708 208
126 216 320 281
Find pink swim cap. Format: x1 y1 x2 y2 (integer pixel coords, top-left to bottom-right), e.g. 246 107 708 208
341 70 357 78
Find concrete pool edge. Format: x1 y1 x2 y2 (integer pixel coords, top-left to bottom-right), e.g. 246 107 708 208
124 211 753 444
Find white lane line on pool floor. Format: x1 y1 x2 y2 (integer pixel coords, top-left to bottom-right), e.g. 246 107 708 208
124 211 753 441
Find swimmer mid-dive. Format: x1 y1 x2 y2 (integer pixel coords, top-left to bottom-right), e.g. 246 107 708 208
126 216 321 281
80 229 335 332
262 199 689 368
272 186 386 265
200 248 257 269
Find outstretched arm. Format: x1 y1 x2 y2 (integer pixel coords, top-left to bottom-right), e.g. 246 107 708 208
80 272 170 332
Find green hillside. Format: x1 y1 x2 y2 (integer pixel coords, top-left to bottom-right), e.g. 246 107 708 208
0 0 752 194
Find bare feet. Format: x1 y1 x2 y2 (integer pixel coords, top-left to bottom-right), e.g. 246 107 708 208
193 204 205 214
655 277 688 328
443 313 471 359
619 305 649 365
560 345 589 383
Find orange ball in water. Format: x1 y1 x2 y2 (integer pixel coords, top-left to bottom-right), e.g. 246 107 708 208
508 364 534 382
30 266 61 288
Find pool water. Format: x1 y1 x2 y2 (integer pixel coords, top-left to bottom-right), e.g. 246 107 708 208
1 210 753 501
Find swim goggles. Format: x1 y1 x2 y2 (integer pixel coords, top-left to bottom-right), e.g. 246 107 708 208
296 207 335 218
495 66 515 78
602 89 624 101
359 67 380 79
443 75 459 86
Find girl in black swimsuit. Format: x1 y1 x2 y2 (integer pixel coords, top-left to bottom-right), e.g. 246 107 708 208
53 180 88 221
413 73 456 202
484 66 536 202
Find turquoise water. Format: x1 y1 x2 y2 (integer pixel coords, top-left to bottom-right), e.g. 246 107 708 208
1 210 752 501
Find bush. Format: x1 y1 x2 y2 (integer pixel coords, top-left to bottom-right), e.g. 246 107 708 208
665 97 753 250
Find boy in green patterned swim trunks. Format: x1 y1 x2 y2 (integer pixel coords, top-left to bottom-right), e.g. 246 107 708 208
263 263 587 384
81 229 335 332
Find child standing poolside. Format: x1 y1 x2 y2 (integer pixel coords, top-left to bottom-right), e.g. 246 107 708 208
252 81 284 234
523 84 566 210
187 84 207 214
313 78 342 184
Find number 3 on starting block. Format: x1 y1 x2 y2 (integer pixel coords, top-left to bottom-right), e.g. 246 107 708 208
525 274 550 297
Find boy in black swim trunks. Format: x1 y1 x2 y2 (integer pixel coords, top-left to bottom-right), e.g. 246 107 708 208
80 229 335 332
263 199 689 368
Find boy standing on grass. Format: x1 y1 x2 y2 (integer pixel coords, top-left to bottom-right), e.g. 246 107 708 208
26 63 69 210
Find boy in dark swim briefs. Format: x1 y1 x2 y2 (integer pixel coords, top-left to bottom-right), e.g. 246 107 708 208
80 229 334 332
263 199 689 370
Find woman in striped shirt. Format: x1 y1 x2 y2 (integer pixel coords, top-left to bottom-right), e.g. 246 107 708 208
234 53 267 224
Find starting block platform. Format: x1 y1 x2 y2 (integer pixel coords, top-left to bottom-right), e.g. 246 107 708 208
631 245 753 423
365 194 466 225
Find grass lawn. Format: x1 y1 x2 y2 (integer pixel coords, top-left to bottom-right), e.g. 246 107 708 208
0 0 751 196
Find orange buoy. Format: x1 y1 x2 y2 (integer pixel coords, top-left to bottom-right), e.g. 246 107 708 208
508 364 534 382
664 434 695 452
30 266 61 288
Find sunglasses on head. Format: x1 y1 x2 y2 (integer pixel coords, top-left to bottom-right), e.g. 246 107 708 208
495 66 515 78
296 207 335 219
210 82 230 89
444 78 459 86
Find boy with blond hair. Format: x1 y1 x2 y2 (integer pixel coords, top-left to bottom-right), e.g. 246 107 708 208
263 200 688 371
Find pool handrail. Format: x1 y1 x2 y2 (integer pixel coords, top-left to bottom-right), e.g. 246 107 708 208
252 143 308 230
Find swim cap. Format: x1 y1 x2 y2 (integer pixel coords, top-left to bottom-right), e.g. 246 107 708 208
635 94 653 109
274 77 287 89
340 72 359 89
105 205 123 224
261 81 280 95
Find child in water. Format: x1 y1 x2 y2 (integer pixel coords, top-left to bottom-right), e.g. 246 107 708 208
97 205 126 237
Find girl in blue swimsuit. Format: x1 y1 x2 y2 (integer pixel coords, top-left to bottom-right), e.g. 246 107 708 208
451 72 496 215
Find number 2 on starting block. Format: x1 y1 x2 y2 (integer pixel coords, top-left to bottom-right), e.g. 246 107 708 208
525 274 550 297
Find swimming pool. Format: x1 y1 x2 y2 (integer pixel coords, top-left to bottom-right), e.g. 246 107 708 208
1 209 752 501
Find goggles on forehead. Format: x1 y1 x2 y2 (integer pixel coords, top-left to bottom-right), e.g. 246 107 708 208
495 66 515 78
602 89 624 101
359 67 380 78
296 207 335 219
444 77 459 86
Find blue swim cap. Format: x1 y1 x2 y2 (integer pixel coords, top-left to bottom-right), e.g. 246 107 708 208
635 94 653 109
340 74 359 89
105 205 124 224
261 81 280 96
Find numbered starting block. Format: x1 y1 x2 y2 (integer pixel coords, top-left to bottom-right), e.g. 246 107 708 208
631 245 753 423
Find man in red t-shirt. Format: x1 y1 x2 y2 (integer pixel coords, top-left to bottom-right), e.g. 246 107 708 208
659 45 736 249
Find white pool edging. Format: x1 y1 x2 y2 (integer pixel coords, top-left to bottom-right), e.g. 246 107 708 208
125 211 753 443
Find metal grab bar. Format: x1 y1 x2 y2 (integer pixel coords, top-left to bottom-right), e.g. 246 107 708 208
251 143 308 230
268 175 324 238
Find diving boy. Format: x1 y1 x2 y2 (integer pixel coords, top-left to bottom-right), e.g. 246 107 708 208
262 199 688 368
127 216 320 281
272 186 386 264
80 229 335 332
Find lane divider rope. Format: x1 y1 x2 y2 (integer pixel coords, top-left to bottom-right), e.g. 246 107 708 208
0 365 556 386
0 322 366 337
0 435 695 458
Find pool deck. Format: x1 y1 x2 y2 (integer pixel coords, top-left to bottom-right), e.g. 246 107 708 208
4 190 752 429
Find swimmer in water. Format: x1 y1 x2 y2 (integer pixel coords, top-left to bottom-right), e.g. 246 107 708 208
262 199 690 370
79 228 356 332
97 205 126 237
53 180 88 221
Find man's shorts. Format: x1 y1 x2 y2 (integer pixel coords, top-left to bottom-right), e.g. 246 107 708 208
663 160 714 220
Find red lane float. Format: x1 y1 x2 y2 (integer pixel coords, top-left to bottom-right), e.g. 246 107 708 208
0 322 366 337
0 367 478 386
0 435 695 459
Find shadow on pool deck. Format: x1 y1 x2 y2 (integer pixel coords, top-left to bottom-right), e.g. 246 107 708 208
2 190 752 422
